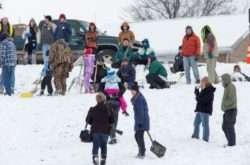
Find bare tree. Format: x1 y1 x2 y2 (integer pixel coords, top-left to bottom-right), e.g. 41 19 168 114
125 0 238 21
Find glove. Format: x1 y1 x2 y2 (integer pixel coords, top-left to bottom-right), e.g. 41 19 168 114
208 53 213 59
138 124 143 129
122 111 129 116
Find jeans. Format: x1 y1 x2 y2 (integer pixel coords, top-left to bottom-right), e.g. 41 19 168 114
92 133 109 156
0 72 4 92
192 112 210 142
135 130 146 155
42 44 50 64
2 66 15 95
206 57 219 84
222 109 237 146
183 56 200 84
11 66 15 92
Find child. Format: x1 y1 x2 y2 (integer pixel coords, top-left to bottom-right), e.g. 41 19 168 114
231 65 250 82
101 70 129 116
39 61 53 96
84 48 95 93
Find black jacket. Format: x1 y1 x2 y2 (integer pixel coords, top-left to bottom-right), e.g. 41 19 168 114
86 102 115 135
91 64 108 83
194 85 216 115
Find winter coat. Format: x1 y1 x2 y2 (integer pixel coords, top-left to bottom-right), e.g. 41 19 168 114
41 61 52 77
0 23 15 38
182 33 201 56
22 26 41 45
54 21 72 43
117 64 136 85
118 22 135 44
221 74 237 112
0 39 17 67
99 82 126 102
84 55 95 74
86 102 115 135
137 39 155 57
203 33 219 59
85 31 99 49
231 72 250 82
131 92 150 131
101 74 121 90
173 53 184 72
194 85 216 115
91 64 108 83
49 40 74 70
41 23 57 45
149 59 167 78
115 46 134 62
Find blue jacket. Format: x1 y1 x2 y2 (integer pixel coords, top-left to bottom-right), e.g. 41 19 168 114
41 61 52 77
117 64 136 87
131 92 150 131
0 39 17 67
54 21 72 43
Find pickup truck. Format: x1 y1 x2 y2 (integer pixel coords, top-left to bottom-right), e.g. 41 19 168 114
13 19 141 64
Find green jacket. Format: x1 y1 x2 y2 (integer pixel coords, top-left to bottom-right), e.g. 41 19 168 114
221 74 237 112
149 60 167 78
115 46 134 62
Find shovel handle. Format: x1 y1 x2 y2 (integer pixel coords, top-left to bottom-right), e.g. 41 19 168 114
147 131 154 144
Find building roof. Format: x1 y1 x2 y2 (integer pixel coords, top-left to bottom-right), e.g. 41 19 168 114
103 14 249 55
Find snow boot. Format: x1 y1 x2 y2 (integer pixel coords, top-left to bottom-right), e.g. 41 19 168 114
92 156 99 165
100 154 106 165
39 90 44 96
108 138 117 145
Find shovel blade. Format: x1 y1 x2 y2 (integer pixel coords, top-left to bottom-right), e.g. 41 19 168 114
150 140 166 158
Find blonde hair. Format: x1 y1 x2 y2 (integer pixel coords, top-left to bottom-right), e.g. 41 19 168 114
96 93 106 103
201 76 211 87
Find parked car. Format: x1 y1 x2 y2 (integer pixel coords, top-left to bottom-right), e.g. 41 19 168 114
13 19 141 64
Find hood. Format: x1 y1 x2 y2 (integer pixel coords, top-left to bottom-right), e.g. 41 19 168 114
201 25 212 43
121 22 130 31
142 38 150 49
221 73 232 87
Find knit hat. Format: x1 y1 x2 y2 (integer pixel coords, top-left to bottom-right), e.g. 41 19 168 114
107 69 115 78
59 14 66 19
186 25 192 30
130 83 139 92
0 33 7 42
45 15 52 22
84 48 93 56
96 93 106 103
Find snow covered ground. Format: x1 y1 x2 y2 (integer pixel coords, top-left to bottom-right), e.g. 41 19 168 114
1 63 250 165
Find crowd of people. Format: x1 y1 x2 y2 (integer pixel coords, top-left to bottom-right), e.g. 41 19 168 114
0 14 244 165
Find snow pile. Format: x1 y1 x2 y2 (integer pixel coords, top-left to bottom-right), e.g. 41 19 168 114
0 63 250 165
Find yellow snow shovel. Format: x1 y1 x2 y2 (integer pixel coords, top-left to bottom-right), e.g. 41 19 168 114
20 77 42 98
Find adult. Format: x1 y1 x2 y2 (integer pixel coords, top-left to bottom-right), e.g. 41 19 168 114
0 33 16 96
130 83 150 159
192 77 216 142
201 25 219 84
49 39 74 95
54 14 72 43
117 58 136 89
221 73 237 147
132 39 155 67
0 17 15 38
181 25 201 84
170 46 184 73
112 38 134 68
118 22 135 45
86 93 115 165
41 15 57 64
22 18 41 64
85 22 99 54
146 57 169 89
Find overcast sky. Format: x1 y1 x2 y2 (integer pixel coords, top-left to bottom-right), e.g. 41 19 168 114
0 0 133 26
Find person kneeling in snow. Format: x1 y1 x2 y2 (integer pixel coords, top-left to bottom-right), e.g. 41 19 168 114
146 56 169 89
170 46 184 73
86 93 115 165
231 65 250 82
130 83 150 159
39 61 53 96
192 76 216 142
117 58 136 89
83 48 95 93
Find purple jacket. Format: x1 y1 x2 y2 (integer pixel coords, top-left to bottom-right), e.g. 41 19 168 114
84 55 95 74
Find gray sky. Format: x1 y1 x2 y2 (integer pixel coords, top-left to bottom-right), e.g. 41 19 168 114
0 0 132 26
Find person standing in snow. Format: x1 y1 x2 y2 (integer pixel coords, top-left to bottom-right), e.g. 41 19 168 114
41 15 57 65
181 25 201 84
130 83 150 159
0 17 15 38
49 39 74 95
22 18 41 65
231 65 250 82
54 14 72 44
86 93 115 165
0 33 16 96
118 22 135 45
83 48 95 93
192 76 216 142
146 56 169 89
39 60 53 96
221 73 237 147
201 25 219 84
85 22 99 54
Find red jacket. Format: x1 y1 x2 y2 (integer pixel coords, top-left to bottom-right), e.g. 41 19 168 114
182 33 201 57
85 31 99 49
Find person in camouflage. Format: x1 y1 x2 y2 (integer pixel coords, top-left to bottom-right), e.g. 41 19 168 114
49 39 74 95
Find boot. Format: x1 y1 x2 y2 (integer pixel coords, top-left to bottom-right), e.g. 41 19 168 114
92 156 99 165
100 154 106 165
39 90 44 96
108 138 117 145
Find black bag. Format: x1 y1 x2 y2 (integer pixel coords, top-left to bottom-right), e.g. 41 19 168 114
147 131 166 158
79 124 92 143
